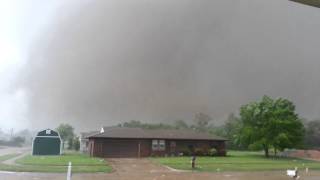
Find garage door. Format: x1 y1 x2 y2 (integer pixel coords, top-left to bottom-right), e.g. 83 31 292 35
102 140 139 157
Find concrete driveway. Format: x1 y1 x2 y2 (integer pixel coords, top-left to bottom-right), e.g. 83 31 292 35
1 157 320 180
0 146 30 156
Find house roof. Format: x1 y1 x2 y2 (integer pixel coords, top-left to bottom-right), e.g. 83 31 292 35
81 131 100 138
88 127 227 141
290 0 320 8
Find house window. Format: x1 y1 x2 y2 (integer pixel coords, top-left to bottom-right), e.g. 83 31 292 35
159 140 165 150
152 140 166 151
152 140 158 151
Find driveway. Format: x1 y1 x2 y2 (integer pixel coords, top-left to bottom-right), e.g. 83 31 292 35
0 146 30 156
1 158 320 180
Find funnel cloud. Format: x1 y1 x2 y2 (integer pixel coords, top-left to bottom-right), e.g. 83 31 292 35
13 0 320 131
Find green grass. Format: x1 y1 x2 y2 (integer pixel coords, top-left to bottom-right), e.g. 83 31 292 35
0 152 112 173
152 150 320 172
16 152 106 166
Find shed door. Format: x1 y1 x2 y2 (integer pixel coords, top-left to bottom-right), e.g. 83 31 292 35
33 137 61 155
102 140 139 157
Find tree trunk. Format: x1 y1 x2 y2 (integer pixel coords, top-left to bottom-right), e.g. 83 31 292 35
264 145 269 158
274 147 277 157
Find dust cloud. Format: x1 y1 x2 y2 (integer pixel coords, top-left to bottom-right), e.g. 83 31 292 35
17 0 320 131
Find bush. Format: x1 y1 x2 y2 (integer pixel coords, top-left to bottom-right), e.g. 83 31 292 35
209 148 217 156
194 149 204 156
180 149 192 156
194 148 211 156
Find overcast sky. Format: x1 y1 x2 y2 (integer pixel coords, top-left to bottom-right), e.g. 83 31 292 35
1 0 320 132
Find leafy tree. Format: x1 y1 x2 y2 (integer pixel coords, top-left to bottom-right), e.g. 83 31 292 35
121 120 175 130
304 119 320 148
73 137 80 151
238 95 305 157
222 114 243 149
174 120 189 129
16 129 34 145
67 137 74 150
10 136 25 147
193 112 212 131
123 120 143 128
207 113 243 150
56 123 75 149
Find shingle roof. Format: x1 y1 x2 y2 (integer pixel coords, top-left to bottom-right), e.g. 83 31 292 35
36 129 60 137
81 131 100 138
290 0 320 8
88 127 227 141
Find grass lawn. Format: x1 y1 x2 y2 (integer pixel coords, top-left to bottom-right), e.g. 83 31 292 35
0 152 112 173
152 150 320 172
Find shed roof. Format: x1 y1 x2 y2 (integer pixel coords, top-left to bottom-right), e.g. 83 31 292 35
36 129 60 137
88 127 227 141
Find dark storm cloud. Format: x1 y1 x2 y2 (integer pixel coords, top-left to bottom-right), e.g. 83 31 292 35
21 0 320 131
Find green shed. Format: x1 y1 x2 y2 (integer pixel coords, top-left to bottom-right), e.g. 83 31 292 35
32 129 62 155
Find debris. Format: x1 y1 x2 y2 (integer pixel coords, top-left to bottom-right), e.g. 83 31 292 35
287 167 300 179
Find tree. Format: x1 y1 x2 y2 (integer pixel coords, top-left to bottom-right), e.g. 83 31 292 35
174 120 189 129
67 137 74 150
16 129 34 145
304 119 320 148
10 136 25 147
238 95 305 157
56 123 75 149
121 120 175 130
73 137 80 151
122 120 143 128
221 113 243 149
193 112 212 131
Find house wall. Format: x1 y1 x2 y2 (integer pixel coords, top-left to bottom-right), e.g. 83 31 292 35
89 138 226 157
80 138 89 153
151 140 226 156
89 138 151 157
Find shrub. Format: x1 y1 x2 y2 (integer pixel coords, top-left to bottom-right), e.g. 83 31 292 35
194 148 211 156
208 148 218 156
180 149 192 156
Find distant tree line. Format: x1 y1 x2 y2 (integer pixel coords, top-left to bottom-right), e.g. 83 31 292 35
117 112 214 132
304 119 320 149
0 136 25 147
0 129 33 147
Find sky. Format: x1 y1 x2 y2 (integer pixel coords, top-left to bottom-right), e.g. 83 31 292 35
0 0 63 131
1 0 320 132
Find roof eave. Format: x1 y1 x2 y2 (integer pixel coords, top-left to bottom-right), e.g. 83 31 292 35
88 136 227 141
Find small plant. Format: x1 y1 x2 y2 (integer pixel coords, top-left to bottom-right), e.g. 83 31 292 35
180 149 192 156
209 148 217 156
